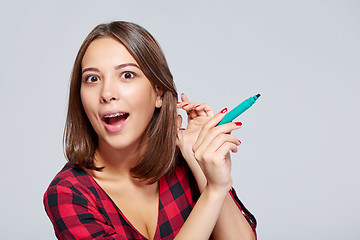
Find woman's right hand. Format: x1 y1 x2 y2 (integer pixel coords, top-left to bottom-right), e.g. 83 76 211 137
192 108 242 193
173 109 245 240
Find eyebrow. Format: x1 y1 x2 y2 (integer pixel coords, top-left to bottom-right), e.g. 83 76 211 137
82 67 99 74
115 63 140 70
82 63 140 74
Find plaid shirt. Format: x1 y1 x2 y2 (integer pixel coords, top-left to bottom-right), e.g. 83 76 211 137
44 161 256 240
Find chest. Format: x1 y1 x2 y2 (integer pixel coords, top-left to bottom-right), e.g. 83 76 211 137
91 166 196 239
104 182 159 240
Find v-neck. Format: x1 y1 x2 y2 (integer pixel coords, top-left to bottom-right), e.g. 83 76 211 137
84 169 162 240
45 162 256 240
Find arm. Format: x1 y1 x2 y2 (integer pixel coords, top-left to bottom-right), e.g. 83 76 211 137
174 186 228 239
177 95 256 240
181 147 256 240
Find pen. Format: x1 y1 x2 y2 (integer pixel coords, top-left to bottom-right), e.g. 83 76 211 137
217 94 261 126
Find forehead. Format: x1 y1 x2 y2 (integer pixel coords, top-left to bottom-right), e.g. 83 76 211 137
82 37 137 67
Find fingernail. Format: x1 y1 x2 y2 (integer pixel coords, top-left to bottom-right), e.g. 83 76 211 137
183 103 189 107
238 139 242 144
177 102 180 104
235 122 242 126
195 104 201 108
220 108 228 114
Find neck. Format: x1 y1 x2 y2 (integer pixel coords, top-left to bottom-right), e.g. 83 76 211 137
92 140 145 181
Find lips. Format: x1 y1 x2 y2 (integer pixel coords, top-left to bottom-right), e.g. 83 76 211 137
102 112 129 124
101 111 129 133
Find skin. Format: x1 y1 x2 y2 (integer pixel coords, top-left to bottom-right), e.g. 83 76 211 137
81 38 163 158
177 95 256 240
80 37 255 240
80 37 162 238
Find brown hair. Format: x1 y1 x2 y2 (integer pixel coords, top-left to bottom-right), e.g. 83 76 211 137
64 21 178 183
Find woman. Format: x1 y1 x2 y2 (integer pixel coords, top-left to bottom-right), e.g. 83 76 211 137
43 21 256 240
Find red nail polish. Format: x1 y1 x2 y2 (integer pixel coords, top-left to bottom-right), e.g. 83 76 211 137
220 108 228 114
177 102 180 104
238 139 242 144
235 122 242 126
183 103 189 107
195 104 201 108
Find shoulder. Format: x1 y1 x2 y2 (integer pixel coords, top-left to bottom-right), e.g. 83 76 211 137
43 163 100 209
43 164 120 239
45 163 93 191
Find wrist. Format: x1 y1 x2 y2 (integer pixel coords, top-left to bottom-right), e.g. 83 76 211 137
179 148 207 193
204 184 229 201
179 147 197 166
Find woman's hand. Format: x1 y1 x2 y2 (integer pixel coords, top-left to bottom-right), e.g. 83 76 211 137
192 108 242 193
176 93 214 161
176 93 242 192
173 108 249 240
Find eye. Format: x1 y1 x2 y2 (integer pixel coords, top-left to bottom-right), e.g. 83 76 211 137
120 71 136 79
84 75 100 83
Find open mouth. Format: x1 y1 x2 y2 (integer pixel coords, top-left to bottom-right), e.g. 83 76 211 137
102 112 129 126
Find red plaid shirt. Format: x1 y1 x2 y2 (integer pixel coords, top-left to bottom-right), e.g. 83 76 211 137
44 161 256 239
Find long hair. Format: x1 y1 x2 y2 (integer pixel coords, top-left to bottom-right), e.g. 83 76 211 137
64 21 178 183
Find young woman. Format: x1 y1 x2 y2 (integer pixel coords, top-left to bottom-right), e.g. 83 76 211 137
43 21 256 240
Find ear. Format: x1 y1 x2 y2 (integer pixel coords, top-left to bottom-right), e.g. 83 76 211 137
155 86 164 108
176 114 183 130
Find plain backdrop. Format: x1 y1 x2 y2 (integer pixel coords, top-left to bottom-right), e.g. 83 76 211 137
0 0 359 239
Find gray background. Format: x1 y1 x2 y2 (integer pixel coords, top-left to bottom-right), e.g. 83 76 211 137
0 0 359 239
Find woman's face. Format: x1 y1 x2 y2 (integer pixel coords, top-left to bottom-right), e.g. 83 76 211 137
80 37 162 152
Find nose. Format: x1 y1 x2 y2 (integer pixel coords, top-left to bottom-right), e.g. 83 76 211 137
100 79 119 104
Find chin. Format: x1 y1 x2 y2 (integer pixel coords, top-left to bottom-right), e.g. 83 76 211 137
102 135 142 151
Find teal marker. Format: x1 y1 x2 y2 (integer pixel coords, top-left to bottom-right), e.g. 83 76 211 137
217 94 261 126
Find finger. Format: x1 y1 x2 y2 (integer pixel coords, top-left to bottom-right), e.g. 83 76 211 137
199 133 240 157
189 109 198 119
205 108 229 128
179 93 214 118
231 147 238 153
182 102 201 118
195 139 238 169
177 93 190 109
181 93 190 103
177 101 190 109
194 122 242 155
180 93 200 118
194 109 240 150
215 142 238 159
199 142 237 165
194 104 215 117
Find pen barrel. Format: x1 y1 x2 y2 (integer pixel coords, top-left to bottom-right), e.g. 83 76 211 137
217 96 256 126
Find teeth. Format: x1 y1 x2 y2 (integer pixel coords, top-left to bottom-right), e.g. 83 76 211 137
104 112 126 118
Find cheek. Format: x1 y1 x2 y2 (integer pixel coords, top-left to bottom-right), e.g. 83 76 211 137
80 88 97 122
124 83 157 108
128 87 157 125
80 88 89 113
